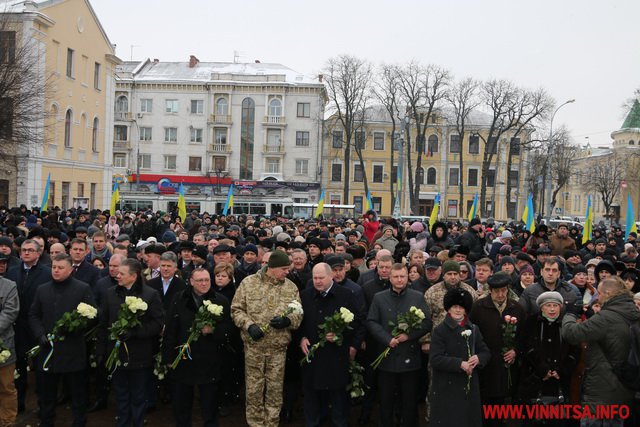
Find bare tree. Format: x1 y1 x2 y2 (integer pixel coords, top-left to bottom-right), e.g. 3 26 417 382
323 55 372 203
583 152 627 223
547 127 578 213
446 77 480 220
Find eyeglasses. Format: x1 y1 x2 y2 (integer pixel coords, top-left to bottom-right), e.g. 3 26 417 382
460 269 469 273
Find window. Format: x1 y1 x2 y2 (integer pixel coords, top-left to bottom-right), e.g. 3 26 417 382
64 109 72 147
447 200 458 217
91 117 99 152
113 153 126 168
66 48 74 78
448 167 459 186
77 183 84 197
426 167 436 185
139 127 152 141
331 163 342 182
115 96 128 115
468 168 478 186
297 103 310 118
165 100 179 113
296 131 310 146
140 99 153 113
487 137 498 154
215 98 228 115
353 196 363 214
373 132 385 150
416 167 424 185
510 137 521 155
266 158 280 173
373 165 384 183
0 31 16 64
354 164 364 182
469 135 480 154
139 154 151 169
188 157 202 171
508 170 519 187
450 135 461 153
267 129 281 147
486 169 496 187
0 98 13 139
164 127 177 143
164 155 177 170
212 156 226 171
214 128 226 145
81 55 88 84
93 62 101 90
295 159 309 175
190 100 203 115
268 98 282 117
114 125 128 141
190 128 203 143
332 131 343 148
428 134 438 154
372 197 382 213
355 131 366 150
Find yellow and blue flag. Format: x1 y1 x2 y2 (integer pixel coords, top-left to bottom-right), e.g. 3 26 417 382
467 193 478 222
626 193 637 240
41 173 51 211
110 181 119 214
582 196 593 244
365 191 373 212
315 189 325 219
222 184 234 216
178 183 187 222
522 193 536 234
429 193 440 230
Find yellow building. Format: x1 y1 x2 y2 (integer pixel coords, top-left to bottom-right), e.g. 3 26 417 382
1 0 119 210
323 106 531 220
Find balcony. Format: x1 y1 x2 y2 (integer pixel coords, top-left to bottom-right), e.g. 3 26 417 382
115 112 133 121
113 140 131 150
263 144 285 154
210 143 231 153
262 115 286 126
208 114 232 125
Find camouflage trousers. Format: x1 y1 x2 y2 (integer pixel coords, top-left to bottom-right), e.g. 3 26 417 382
244 348 286 427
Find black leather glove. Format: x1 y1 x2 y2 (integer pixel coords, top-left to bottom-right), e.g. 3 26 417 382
269 316 291 330
248 324 265 341
565 302 582 317
38 335 50 347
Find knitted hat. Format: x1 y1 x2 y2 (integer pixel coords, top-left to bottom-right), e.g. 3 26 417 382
243 243 258 255
410 222 425 232
442 260 460 274
469 218 481 227
268 249 291 268
0 236 12 247
519 264 535 277
162 231 177 243
572 264 587 275
443 289 473 314
536 291 564 308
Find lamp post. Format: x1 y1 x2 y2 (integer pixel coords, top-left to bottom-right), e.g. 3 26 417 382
393 116 410 217
544 99 575 222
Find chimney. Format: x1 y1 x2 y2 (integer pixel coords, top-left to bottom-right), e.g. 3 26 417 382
318 74 324 83
189 55 200 68
255 59 261 63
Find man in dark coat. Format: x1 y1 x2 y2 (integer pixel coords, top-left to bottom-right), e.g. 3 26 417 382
460 218 485 263
287 249 312 293
96 258 163 427
69 238 100 291
146 251 187 313
299 263 364 426
28 253 96 426
367 263 432 427
162 268 232 427
5 238 51 412
469 272 526 424
519 257 581 316
358 253 393 309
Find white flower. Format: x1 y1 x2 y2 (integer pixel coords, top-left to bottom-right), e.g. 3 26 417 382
206 302 224 316
0 349 10 363
203 300 212 307
339 307 354 323
288 301 303 315
77 302 97 319
13 369 19 380
125 296 148 313
410 306 425 320
461 329 472 338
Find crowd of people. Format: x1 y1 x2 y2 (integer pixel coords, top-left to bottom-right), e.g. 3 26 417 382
0 204 639 427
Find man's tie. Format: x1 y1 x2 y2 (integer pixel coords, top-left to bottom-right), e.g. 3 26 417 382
73 265 79 274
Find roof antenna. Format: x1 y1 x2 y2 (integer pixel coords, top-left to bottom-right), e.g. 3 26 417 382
233 50 240 63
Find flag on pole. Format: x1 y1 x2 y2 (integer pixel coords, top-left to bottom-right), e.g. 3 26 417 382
222 184 234 216
177 182 187 222
41 173 51 211
365 191 373 212
467 193 478 222
626 193 637 240
314 189 325 219
522 193 536 234
110 181 119 214
429 193 440 230
582 195 593 244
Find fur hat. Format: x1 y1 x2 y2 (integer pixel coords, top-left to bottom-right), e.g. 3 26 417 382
488 271 511 289
443 289 473 314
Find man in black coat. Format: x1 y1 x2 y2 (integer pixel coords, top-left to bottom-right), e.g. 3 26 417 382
28 253 96 426
460 218 486 263
96 258 163 427
162 268 232 427
5 238 51 412
299 263 364 426
69 238 100 292
146 251 187 313
357 252 393 309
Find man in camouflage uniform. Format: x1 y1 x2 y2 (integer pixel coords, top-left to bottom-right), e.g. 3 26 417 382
231 249 302 427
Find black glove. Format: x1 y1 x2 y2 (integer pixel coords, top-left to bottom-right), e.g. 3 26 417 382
248 324 265 341
38 335 50 347
565 302 582 317
269 316 291 330
118 330 133 341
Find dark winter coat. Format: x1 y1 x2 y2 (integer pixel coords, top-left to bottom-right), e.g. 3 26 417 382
71 259 101 291
429 315 491 427
519 280 581 316
562 293 640 409
428 221 455 251
28 276 96 373
357 269 389 309
299 283 364 390
460 228 485 263
469 296 527 398
162 288 231 384
146 275 187 314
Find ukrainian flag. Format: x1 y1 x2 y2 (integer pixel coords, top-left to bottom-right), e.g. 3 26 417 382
522 193 536 234
222 184 234 216
626 193 637 240
467 193 478 222
41 173 51 211
178 182 187 222
365 191 373 212
582 196 593 244
429 193 440 230
315 189 325 219
110 181 119 214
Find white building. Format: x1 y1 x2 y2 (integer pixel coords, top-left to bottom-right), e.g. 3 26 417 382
113 56 326 216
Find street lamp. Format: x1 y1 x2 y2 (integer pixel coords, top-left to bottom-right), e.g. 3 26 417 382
544 99 575 222
393 115 410 217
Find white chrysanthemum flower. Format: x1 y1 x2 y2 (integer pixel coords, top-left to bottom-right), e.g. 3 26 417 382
288 301 303 314
77 302 97 319
339 307 354 323
206 303 224 316
461 330 472 337
0 349 10 363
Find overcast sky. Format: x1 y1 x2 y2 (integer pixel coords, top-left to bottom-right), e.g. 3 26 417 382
92 0 639 147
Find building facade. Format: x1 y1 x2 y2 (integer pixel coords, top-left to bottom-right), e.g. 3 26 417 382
0 0 119 210
323 106 531 221
113 57 326 216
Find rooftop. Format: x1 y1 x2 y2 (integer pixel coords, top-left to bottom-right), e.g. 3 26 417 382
621 99 640 130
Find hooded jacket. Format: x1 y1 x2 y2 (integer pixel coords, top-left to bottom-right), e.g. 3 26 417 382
427 221 454 251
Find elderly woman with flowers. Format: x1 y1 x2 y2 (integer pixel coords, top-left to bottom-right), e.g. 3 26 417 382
430 288 491 427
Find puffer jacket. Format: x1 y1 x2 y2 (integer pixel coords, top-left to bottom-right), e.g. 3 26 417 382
562 293 640 408
0 277 19 367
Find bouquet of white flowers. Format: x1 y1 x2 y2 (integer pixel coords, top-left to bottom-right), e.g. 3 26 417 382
260 300 303 335
105 296 148 375
0 339 10 364
302 307 354 364
171 300 224 369
371 306 425 369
